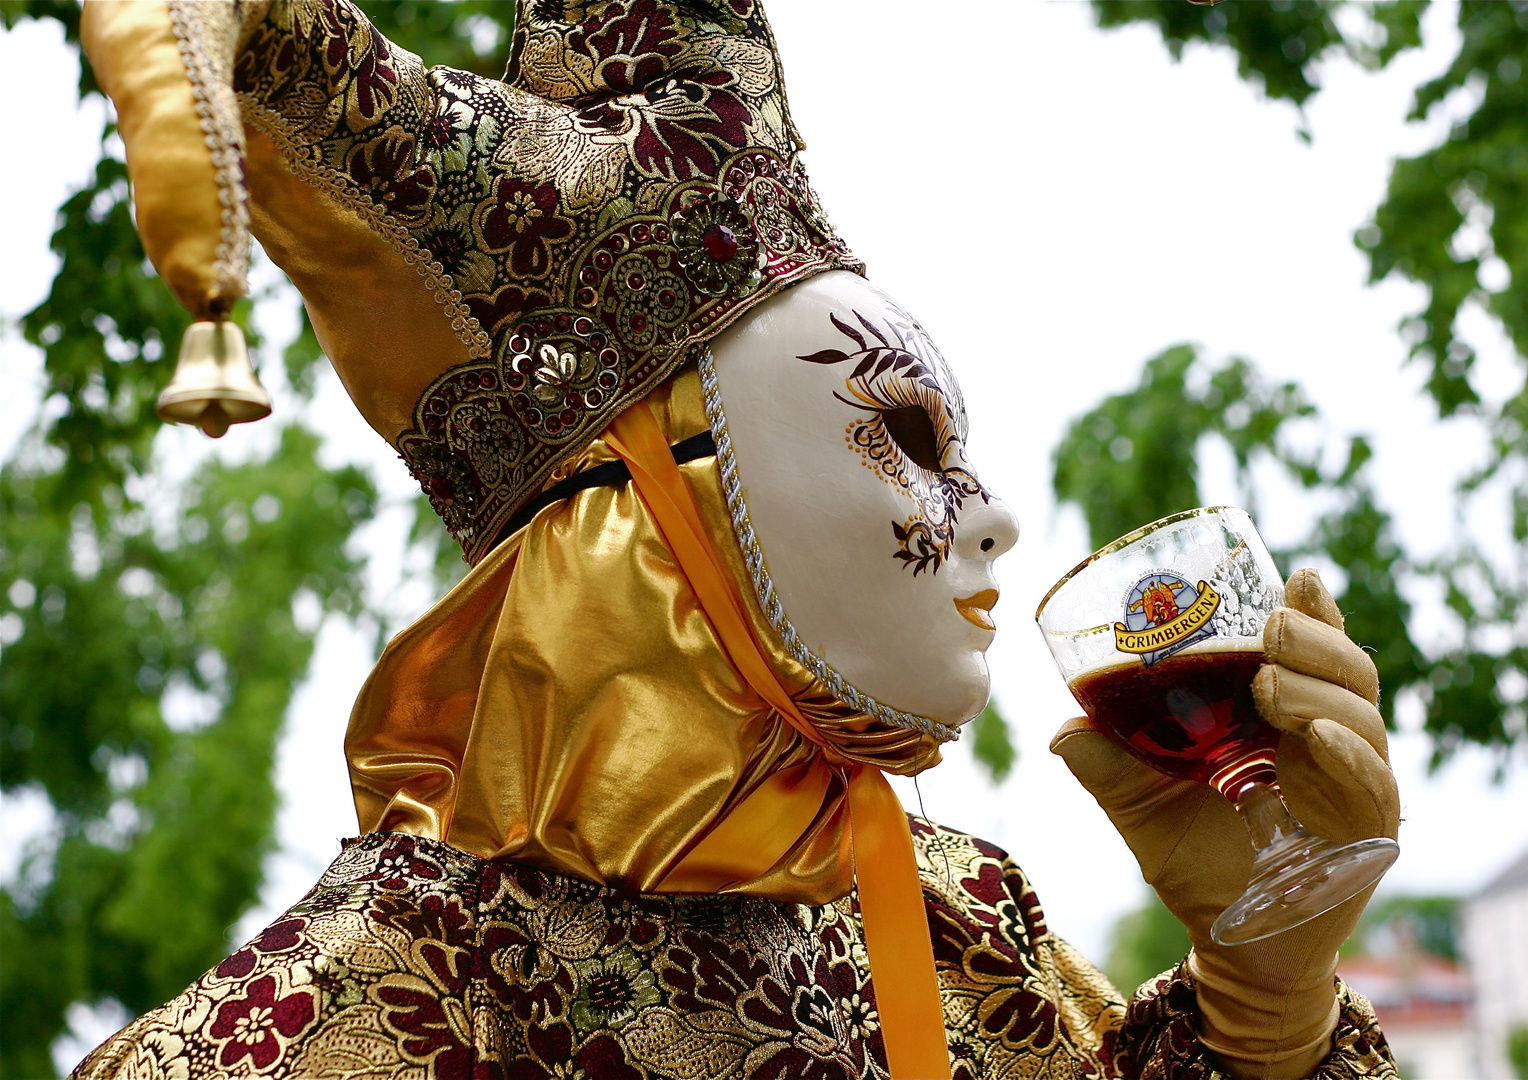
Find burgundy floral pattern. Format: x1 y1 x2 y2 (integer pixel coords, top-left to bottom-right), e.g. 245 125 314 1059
562 0 685 97
207 975 317 1072
476 179 575 277
344 126 436 224
577 68 755 183
71 824 1395 1080
222 0 861 563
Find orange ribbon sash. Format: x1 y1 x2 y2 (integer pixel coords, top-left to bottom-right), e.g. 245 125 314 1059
606 401 951 1080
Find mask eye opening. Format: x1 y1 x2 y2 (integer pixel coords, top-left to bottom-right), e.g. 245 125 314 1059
881 404 942 472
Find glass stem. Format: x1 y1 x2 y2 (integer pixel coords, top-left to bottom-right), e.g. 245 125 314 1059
1233 781 1301 854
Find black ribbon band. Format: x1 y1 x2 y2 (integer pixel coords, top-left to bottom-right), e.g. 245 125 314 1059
495 430 718 546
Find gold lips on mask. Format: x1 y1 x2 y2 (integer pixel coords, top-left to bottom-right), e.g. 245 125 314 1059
955 589 999 631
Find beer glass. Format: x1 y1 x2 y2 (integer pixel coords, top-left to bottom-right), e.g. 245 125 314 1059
1035 507 1398 945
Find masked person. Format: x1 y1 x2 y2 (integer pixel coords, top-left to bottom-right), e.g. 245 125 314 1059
74 3 1402 1078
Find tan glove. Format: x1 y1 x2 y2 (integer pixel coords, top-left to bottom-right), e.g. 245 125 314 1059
1051 569 1400 1079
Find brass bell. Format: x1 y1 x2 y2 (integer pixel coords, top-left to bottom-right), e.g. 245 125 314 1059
156 320 273 438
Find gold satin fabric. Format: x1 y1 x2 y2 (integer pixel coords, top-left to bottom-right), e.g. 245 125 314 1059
82 1 484 443
346 366 942 903
240 127 476 443
81 0 234 320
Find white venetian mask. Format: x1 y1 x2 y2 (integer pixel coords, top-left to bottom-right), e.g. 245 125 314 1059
703 271 1019 731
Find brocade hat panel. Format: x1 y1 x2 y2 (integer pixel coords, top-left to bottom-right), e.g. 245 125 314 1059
235 0 862 563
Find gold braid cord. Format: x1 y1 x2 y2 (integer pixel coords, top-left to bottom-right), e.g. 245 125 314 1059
71 822 1396 1079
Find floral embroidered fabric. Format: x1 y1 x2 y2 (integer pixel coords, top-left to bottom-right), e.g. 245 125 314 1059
1120 965 1399 1080
225 0 862 563
71 822 1395 1079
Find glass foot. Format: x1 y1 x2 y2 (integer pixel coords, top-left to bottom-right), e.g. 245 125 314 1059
1211 834 1398 946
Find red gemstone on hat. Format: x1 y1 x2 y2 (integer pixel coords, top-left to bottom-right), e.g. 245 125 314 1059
702 224 739 262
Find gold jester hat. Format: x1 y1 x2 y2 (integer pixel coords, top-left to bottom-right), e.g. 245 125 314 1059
82 0 950 1074
89 0 862 563
230 0 858 562
393 2 867 562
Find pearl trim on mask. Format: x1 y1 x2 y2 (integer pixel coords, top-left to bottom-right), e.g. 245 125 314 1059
697 349 961 745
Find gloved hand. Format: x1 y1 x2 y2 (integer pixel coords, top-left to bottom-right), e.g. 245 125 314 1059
1051 569 1400 1079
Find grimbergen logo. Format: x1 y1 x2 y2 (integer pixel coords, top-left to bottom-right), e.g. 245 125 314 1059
1114 571 1220 666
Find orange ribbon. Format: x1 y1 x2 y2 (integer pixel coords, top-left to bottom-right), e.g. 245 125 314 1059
606 401 951 1080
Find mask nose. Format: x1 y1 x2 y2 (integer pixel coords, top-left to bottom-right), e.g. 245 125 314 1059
960 491 1019 562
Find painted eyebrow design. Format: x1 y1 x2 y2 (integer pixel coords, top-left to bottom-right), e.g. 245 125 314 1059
797 308 961 467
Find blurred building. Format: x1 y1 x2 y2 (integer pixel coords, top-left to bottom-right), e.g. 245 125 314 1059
1463 847 1528 1080
1339 946 1473 1080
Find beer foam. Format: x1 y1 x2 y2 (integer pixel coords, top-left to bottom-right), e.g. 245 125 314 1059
1068 635 1265 685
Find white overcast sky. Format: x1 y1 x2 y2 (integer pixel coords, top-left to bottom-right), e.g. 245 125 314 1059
2 0 1526 972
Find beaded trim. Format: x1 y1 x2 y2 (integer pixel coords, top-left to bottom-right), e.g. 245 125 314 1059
166 1 251 309
238 100 492 361
697 348 959 744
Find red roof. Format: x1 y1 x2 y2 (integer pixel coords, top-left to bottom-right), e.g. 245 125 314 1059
1338 955 1471 1029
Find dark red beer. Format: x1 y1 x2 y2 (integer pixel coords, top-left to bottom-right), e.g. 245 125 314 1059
1068 646 1277 800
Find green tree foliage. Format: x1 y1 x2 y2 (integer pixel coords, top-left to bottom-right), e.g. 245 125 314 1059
0 4 515 1075
1104 890 1191 995
1359 3 1528 419
1051 0 1528 770
1341 894 1461 961
1356 3 1528 763
1052 344 1317 552
1091 1 1425 116
1509 1023 1528 1080
1 432 376 1079
969 700 1017 784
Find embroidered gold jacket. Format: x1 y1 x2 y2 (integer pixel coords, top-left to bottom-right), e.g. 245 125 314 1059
72 823 1397 1079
